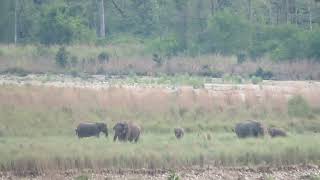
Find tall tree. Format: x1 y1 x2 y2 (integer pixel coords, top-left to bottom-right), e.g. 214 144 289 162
14 0 17 44
99 0 106 37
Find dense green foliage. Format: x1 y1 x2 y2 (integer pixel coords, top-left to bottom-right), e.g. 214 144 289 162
0 0 320 61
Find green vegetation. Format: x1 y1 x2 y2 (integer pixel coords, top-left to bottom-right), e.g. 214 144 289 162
1 134 320 172
74 175 89 180
288 95 312 118
0 0 319 62
55 46 69 68
0 83 319 171
168 171 180 180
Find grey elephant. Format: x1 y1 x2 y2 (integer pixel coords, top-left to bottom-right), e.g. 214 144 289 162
113 121 141 143
75 122 108 138
174 127 184 139
235 120 265 138
268 127 287 137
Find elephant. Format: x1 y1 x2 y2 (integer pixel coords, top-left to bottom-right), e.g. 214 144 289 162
75 122 108 138
113 122 128 142
174 127 184 139
268 127 287 138
113 121 141 143
235 120 265 138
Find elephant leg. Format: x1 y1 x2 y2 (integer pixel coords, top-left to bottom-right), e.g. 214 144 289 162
113 135 117 141
134 136 139 143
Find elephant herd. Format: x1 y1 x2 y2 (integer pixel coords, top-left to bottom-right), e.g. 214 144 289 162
75 120 287 141
75 121 141 142
235 120 287 138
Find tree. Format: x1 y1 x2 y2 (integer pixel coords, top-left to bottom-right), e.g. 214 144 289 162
99 0 105 37
38 1 95 44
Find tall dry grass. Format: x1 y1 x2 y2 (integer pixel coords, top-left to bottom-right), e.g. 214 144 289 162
0 82 319 172
0 81 319 136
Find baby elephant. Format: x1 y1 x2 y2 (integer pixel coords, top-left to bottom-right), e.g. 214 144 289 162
268 127 287 138
75 122 108 138
174 127 184 139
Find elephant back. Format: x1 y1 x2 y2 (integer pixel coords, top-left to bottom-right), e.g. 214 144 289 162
235 120 265 138
268 127 287 137
76 122 100 137
127 122 141 142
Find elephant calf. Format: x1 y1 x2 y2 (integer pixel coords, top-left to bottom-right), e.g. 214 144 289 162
75 122 108 138
235 120 265 138
174 127 184 139
113 121 141 143
268 127 287 138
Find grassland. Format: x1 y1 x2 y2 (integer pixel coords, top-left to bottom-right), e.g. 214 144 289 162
1 45 320 80
1 134 320 173
0 78 319 173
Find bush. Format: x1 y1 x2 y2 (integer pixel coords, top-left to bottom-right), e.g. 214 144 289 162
250 67 273 80
1 67 29 77
147 35 180 58
168 171 180 180
288 95 311 118
34 45 52 57
55 47 69 68
152 53 163 67
223 74 243 84
199 65 223 77
98 51 110 63
251 76 262 84
237 52 247 64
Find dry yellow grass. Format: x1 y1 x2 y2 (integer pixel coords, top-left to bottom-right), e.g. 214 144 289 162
0 81 319 114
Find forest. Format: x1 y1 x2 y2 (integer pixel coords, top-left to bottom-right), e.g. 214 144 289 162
0 0 320 61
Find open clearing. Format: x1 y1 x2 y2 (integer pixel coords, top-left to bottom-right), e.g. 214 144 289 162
0 74 319 179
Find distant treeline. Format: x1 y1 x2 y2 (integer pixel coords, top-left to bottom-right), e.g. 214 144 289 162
0 0 319 61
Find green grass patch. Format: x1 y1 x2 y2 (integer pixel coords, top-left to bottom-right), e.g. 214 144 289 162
0 133 320 171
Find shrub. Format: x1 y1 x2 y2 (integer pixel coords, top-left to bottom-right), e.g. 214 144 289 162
288 95 311 118
199 65 223 77
223 74 243 84
251 76 262 84
1 67 29 77
55 47 69 68
147 35 180 58
98 51 110 63
152 53 163 67
168 171 179 180
237 52 247 64
250 67 273 80
34 45 52 57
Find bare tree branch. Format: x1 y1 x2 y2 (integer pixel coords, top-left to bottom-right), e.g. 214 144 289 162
111 0 126 17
